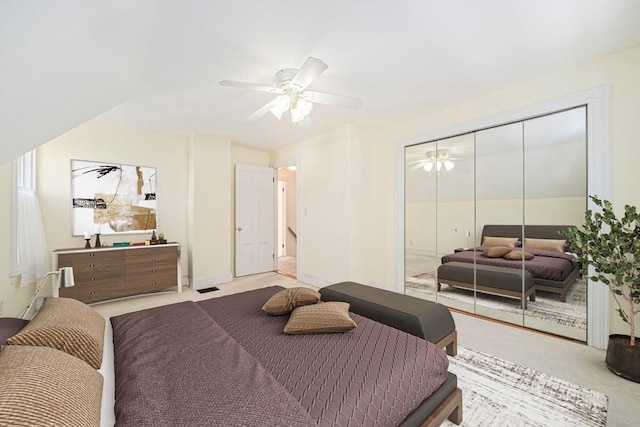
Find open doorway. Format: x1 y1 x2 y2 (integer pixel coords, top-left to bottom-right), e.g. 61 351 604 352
277 166 297 278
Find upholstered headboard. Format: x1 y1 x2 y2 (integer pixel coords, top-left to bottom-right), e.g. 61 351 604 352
481 224 576 242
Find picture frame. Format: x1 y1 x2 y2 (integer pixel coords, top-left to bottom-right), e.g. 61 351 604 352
71 159 158 236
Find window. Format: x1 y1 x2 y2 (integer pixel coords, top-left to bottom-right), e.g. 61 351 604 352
11 150 49 287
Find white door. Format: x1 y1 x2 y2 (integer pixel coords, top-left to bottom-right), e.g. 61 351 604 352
235 164 276 276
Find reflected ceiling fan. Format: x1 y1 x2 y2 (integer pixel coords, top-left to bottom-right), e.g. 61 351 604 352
220 57 362 128
407 149 459 172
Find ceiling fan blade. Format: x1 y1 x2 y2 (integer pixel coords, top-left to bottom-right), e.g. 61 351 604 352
245 98 281 122
302 91 362 109
220 80 283 94
291 57 328 90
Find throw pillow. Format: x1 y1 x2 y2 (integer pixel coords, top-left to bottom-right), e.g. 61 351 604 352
7 297 105 369
284 301 357 335
262 287 321 315
503 250 535 260
481 236 519 248
0 345 103 426
524 238 566 253
481 246 512 258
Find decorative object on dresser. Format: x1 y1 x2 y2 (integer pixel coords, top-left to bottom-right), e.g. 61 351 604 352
53 243 181 304
564 195 639 383
19 267 75 319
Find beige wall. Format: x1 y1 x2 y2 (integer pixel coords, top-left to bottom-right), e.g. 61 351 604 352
189 134 233 288
273 45 638 337
272 125 352 285
407 197 586 255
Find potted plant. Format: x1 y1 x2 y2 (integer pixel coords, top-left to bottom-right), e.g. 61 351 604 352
564 195 639 382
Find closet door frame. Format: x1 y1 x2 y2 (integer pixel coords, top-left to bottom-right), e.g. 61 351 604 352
397 86 610 349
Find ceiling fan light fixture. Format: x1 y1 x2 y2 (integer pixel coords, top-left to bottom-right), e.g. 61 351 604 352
270 95 291 119
423 161 434 172
297 98 313 116
444 160 455 171
290 107 305 123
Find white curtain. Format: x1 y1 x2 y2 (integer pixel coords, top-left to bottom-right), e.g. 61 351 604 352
14 178 50 287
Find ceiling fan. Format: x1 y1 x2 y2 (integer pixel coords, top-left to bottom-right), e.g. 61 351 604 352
220 57 362 128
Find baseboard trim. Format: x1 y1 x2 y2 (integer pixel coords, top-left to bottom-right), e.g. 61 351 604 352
296 273 330 289
191 273 233 290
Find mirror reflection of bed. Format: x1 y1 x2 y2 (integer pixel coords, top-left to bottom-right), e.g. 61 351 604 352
404 107 587 341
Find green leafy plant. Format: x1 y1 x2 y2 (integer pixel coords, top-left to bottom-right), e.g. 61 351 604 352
563 195 639 347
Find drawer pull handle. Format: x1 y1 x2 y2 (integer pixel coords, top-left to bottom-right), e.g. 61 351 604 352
90 264 95 267
90 291 96 295
90 254 95 257
90 278 95 281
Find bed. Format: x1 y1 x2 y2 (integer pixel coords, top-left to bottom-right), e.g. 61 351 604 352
439 224 581 302
0 286 462 427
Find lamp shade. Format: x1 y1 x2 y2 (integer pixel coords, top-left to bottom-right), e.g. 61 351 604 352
58 267 75 288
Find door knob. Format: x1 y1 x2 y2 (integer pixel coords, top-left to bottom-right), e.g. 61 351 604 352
237 227 243 232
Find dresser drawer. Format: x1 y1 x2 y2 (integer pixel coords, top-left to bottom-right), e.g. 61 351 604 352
60 282 126 304
125 270 177 293
58 251 125 288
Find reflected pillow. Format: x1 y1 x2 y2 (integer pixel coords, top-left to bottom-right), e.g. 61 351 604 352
524 238 566 253
481 246 512 258
262 287 321 315
503 250 535 260
482 236 519 248
284 301 356 335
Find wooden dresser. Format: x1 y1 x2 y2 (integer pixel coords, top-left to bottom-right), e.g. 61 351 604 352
54 243 181 304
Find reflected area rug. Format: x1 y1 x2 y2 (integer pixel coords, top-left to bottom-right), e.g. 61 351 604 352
406 273 586 331
444 347 608 426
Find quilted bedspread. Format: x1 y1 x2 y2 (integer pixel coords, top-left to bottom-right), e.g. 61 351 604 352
197 286 449 426
111 301 316 427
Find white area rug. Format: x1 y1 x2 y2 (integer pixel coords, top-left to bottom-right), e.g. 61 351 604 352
444 347 608 427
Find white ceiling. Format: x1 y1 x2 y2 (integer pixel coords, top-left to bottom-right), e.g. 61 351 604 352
1 1 639 164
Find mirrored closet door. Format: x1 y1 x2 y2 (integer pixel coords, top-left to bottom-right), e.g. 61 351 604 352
404 106 587 341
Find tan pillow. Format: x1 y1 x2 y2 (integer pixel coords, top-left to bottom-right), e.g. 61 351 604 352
262 287 321 315
8 297 106 369
482 236 519 248
284 302 356 335
0 345 103 426
503 250 535 260
524 238 566 253
481 246 512 258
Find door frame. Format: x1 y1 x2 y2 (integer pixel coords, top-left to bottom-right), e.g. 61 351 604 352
397 86 610 349
272 156 300 277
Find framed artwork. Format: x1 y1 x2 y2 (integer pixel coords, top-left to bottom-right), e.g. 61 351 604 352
71 159 158 236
